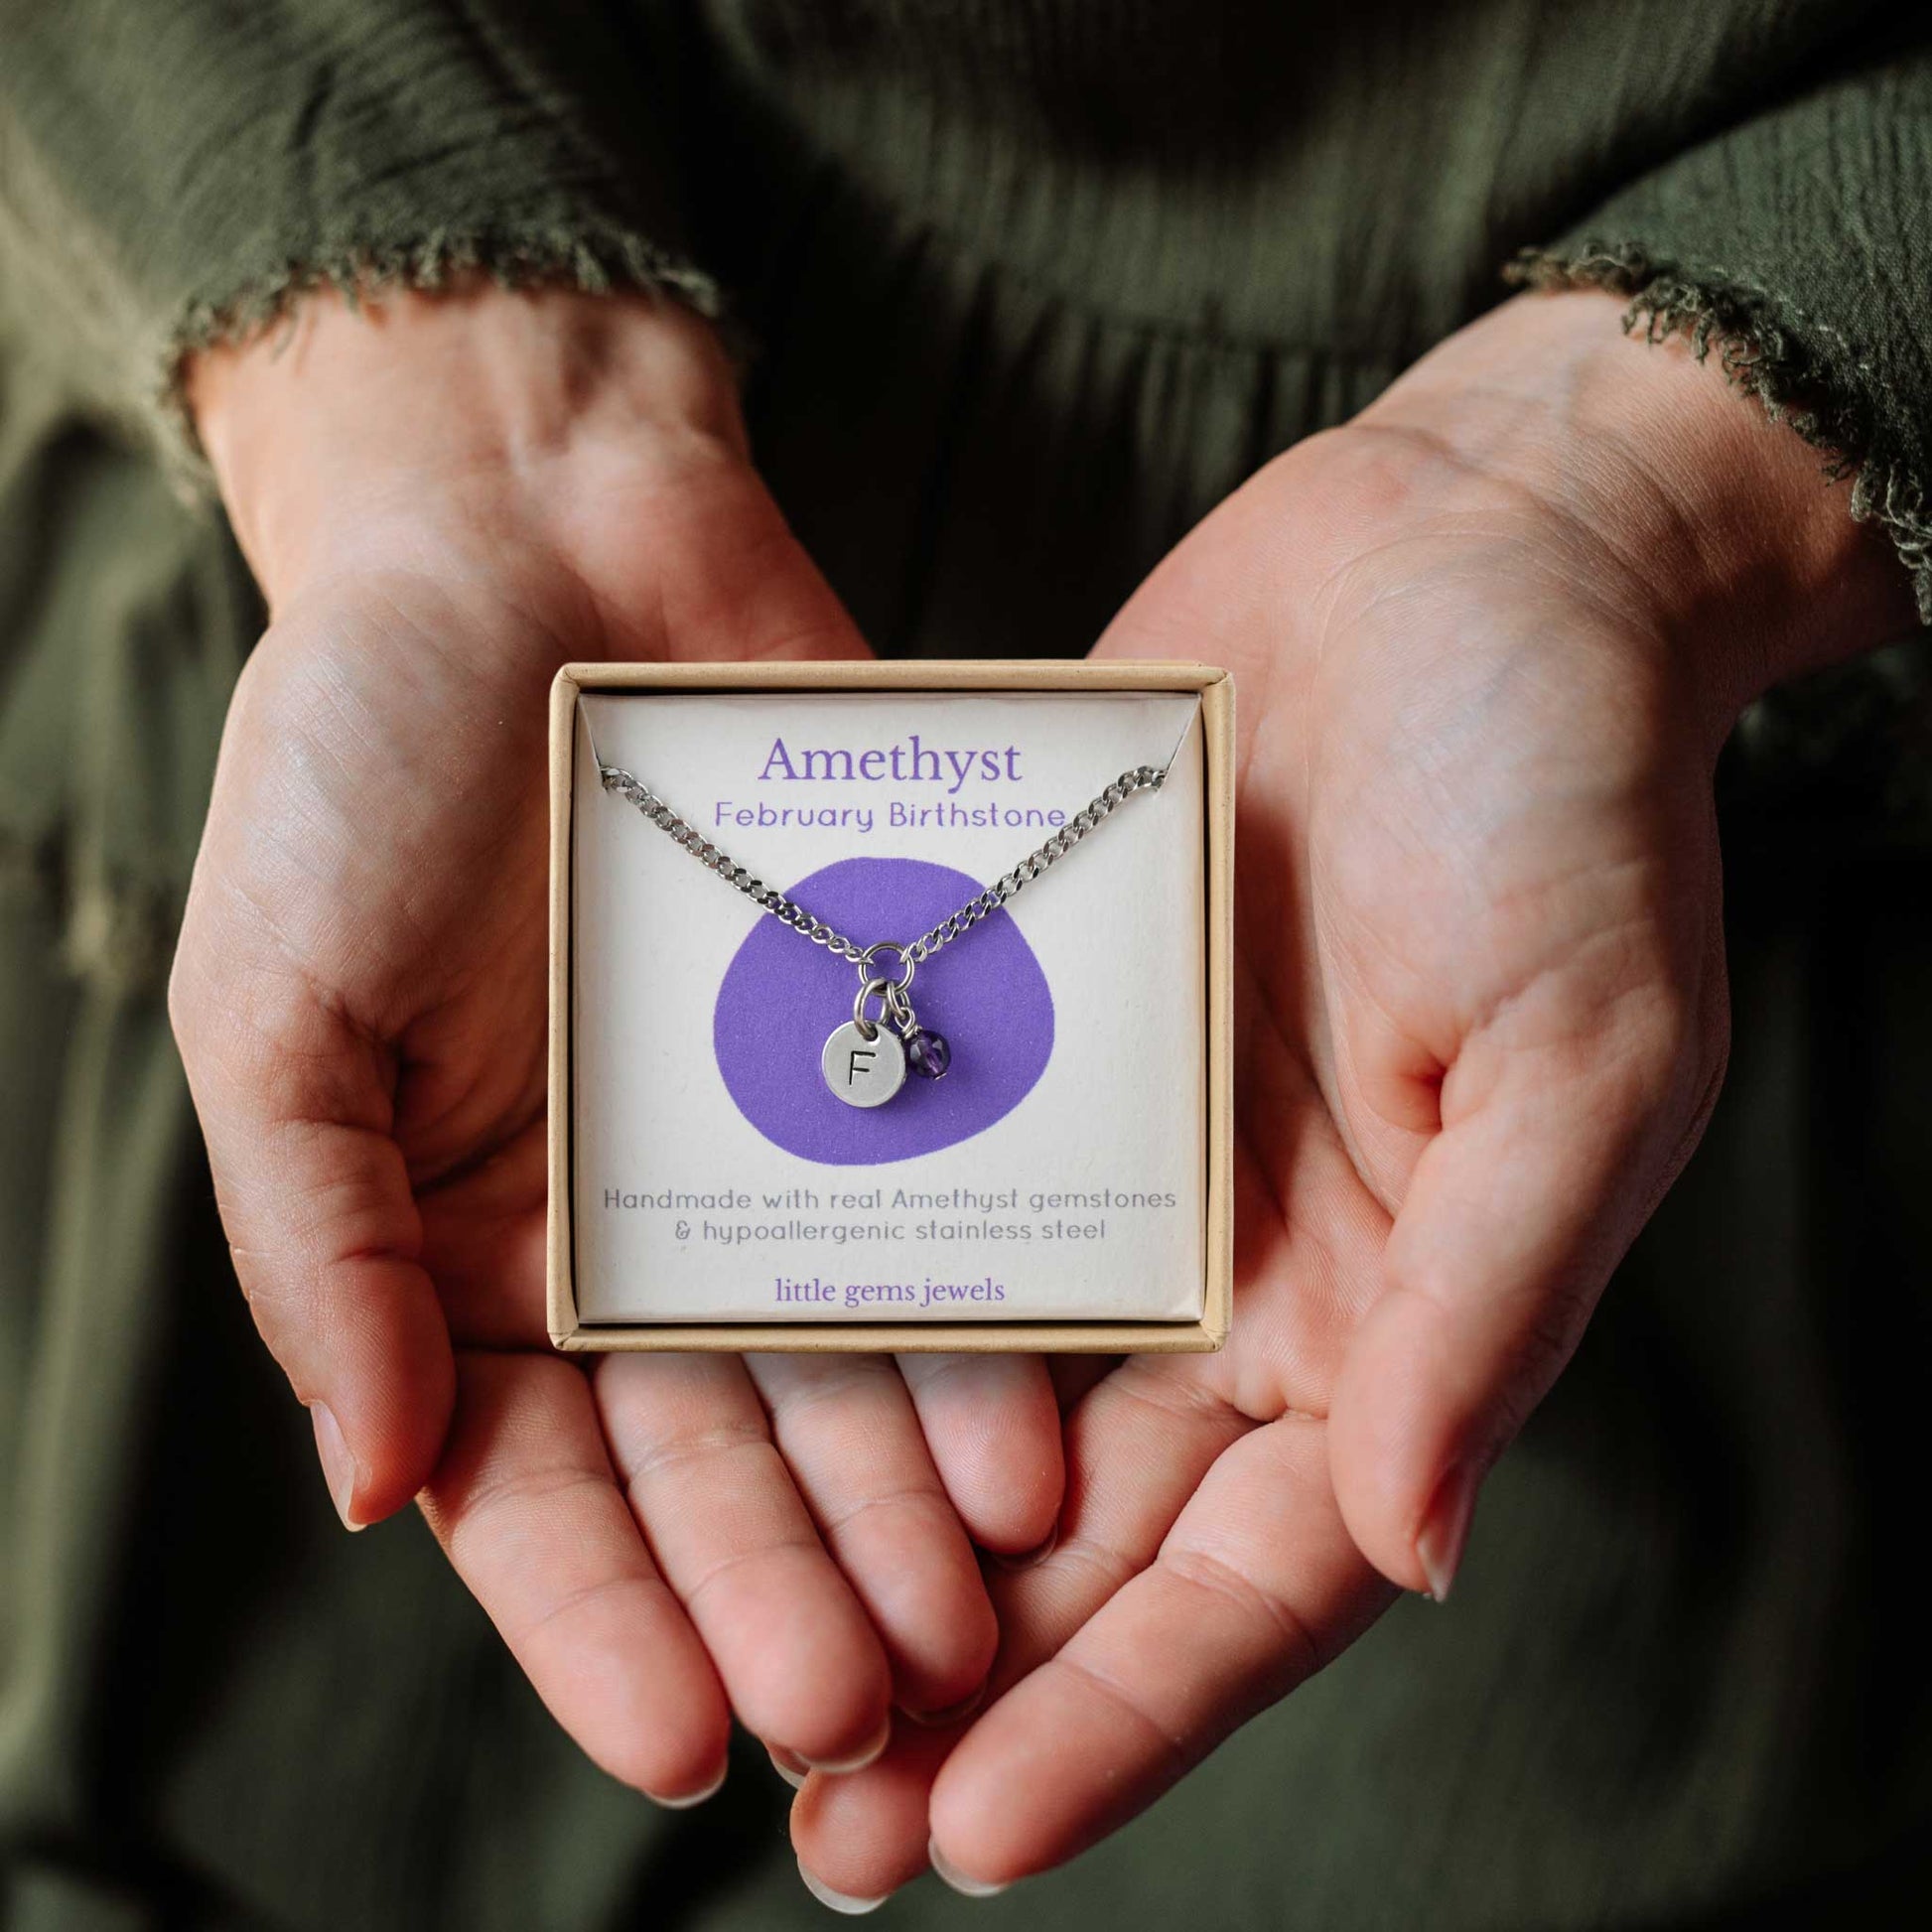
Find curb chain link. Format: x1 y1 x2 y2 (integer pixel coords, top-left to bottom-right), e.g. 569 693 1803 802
598 760 1170 968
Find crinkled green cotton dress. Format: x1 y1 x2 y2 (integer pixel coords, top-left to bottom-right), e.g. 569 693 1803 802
4 4 1931 1927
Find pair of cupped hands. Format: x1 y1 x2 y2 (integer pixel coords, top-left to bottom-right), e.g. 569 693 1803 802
171 279 1905 1907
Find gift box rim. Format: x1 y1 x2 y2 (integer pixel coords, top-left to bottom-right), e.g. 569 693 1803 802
548 658 1235 1353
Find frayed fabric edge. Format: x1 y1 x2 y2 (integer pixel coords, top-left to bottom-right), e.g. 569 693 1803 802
1507 242 1932 626
154 221 728 500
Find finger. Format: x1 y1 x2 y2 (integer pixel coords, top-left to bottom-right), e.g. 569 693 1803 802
597 1352 895 1768
169 949 453 1526
791 1724 958 1906
896 1354 1065 1555
745 1354 999 1718
1328 958 1724 1601
789 1357 1251 1901
990 1360 1257 1653
418 1350 731 1803
927 1418 1388 1887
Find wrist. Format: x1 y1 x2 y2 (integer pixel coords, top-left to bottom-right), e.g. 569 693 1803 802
188 278 747 611
1357 290 1915 747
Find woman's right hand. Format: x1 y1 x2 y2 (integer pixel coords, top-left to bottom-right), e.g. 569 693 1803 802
170 283 1064 1801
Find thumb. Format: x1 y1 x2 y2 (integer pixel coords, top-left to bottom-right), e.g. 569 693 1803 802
170 947 455 1529
1325 972 1725 1601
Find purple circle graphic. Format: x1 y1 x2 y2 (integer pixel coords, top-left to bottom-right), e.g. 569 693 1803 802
715 858 1054 1165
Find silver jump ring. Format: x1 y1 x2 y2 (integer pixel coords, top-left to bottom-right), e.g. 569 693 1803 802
852 976 897 1039
858 940 916 993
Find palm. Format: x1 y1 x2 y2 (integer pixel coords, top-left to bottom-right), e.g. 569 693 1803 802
791 419 1730 1891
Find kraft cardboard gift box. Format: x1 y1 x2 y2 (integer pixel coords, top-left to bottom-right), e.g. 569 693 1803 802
548 659 1234 1352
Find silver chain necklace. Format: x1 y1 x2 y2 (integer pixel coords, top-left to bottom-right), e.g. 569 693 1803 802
599 754 1172 1107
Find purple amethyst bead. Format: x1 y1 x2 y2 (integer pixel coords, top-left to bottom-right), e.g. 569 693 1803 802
906 1029 951 1080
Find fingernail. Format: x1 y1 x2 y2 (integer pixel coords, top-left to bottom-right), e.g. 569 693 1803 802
1417 1460 1479 1602
796 1858 889 1915
989 1522 1058 1573
802 1716 891 1775
308 1403 364 1531
651 1762 727 1810
768 1745 808 1790
929 1837 1010 1898
903 1681 987 1727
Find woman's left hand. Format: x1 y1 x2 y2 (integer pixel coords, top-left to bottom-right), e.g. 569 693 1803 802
786 289 1915 1902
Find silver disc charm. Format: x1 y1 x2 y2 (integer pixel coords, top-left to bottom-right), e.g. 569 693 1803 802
822 1021 905 1107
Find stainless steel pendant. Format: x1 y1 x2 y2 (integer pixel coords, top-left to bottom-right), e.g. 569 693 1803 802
822 1020 905 1107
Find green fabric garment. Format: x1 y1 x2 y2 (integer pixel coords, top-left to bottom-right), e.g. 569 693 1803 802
3 3 1931 1927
